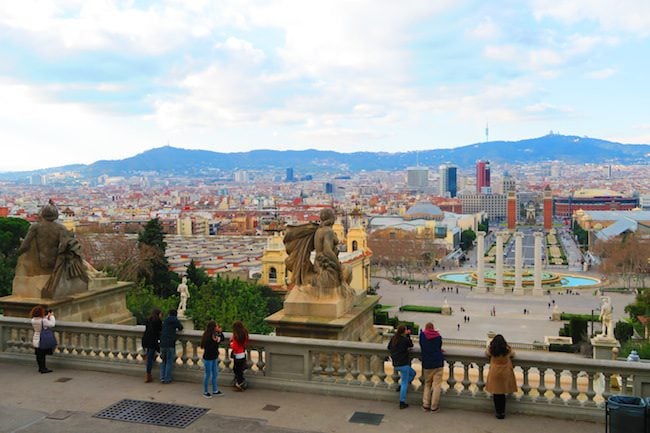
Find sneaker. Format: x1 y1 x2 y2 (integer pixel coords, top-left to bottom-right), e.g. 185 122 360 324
203 392 212 399
399 402 409 409
213 390 224 396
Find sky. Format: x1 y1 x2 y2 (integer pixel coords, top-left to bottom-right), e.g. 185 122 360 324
1 0 650 171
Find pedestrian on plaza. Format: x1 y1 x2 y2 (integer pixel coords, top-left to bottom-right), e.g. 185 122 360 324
142 308 162 383
485 334 517 419
159 309 183 384
200 320 225 398
457 323 460 331
31 305 55 374
388 325 415 409
230 320 249 391
419 322 444 412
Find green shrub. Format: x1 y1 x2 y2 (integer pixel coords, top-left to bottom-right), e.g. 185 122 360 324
398 305 443 313
549 343 577 353
614 321 634 343
620 341 650 359
126 281 179 325
569 318 588 345
560 313 601 322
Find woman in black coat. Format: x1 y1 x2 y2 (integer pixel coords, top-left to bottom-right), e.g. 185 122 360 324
142 308 162 383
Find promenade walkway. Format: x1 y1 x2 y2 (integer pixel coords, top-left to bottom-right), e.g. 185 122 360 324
1 362 602 433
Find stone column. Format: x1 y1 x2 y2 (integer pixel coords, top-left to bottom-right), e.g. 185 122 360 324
533 231 543 296
495 231 505 294
514 232 524 295
476 231 486 293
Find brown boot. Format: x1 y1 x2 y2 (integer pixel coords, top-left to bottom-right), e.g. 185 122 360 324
145 373 152 383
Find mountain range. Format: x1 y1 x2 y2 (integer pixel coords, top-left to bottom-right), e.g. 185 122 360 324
3 134 649 180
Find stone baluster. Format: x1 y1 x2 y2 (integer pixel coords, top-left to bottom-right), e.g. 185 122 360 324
255 348 266 372
476 231 486 293
311 352 323 380
362 355 374 387
447 361 458 393
476 363 486 394
521 366 532 401
109 335 119 360
568 370 580 405
552 370 563 402
375 355 388 388
191 341 199 368
461 362 472 395
586 371 597 406
602 373 612 402
336 352 348 383
538 368 548 401
129 335 139 362
324 353 335 382
350 355 361 385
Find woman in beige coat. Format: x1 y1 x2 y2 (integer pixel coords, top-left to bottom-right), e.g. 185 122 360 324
31 305 56 373
485 334 517 419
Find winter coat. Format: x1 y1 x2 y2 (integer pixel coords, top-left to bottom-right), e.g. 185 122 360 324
159 315 183 348
419 329 444 369
387 334 413 367
142 316 162 351
32 316 56 348
485 348 517 394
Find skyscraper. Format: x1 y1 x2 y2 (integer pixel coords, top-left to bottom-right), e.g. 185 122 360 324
438 164 457 198
407 166 429 189
476 160 491 194
286 168 294 182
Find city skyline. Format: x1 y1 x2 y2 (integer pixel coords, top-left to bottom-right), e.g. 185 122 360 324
1 1 650 171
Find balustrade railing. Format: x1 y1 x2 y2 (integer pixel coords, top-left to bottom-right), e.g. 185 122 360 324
2 316 648 421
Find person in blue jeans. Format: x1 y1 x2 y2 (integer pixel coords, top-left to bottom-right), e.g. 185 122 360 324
159 309 183 384
388 325 416 409
200 320 225 398
142 308 162 383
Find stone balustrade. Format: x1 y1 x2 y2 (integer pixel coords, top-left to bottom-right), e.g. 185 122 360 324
2 316 649 421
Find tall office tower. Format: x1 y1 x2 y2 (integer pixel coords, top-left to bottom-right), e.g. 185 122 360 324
476 160 491 194
407 166 429 189
507 191 517 230
543 185 553 231
233 170 248 183
438 164 458 197
286 168 294 182
502 173 516 194
324 182 334 194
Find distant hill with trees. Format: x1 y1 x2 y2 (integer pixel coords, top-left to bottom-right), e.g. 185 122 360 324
2 134 648 179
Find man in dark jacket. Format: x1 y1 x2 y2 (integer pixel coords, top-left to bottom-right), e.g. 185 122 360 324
159 309 183 384
419 322 444 411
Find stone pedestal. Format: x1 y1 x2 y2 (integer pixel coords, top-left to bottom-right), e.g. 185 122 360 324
591 336 621 360
283 287 353 318
0 280 136 325
178 316 194 331
266 295 380 342
441 303 452 315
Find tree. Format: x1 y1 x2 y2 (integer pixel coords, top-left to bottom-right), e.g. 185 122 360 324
137 218 178 297
460 229 476 251
187 276 274 334
595 232 650 290
0 217 30 296
186 259 209 288
477 218 489 233
126 281 179 325
572 221 588 249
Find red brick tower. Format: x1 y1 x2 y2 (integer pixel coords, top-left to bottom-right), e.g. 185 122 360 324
543 185 553 230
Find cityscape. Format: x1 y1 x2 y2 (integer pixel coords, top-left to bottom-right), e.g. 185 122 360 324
1 2 650 433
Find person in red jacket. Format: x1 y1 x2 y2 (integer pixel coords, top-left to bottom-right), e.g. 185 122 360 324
230 321 249 391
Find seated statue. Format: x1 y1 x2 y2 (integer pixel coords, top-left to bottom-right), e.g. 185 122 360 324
284 208 353 300
14 201 89 299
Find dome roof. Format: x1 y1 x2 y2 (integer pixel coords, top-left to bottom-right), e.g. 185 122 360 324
405 202 443 220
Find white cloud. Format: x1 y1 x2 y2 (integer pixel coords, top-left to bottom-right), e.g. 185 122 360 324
215 37 266 63
468 17 501 40
586 67 617 79
533 0 650 36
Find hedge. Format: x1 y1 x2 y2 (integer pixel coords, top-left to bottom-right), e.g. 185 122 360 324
560 313 601 322
398 305 443 314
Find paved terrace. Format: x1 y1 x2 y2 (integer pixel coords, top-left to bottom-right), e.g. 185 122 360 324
1 362 602 433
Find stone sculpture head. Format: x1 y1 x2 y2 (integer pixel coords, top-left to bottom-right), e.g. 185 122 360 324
319 208 335 226
40 202 59 222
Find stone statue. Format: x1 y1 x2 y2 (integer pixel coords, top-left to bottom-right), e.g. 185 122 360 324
598 296 614 340
14 201 88 298
284 208 353 299
177 277 189 316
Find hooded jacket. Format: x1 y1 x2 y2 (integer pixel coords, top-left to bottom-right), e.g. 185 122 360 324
419 328 444 369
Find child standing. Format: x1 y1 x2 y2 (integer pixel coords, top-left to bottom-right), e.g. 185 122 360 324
200 321 225 398
230 321 249 391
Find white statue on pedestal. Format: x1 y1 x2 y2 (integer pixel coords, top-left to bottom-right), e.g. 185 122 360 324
599 296 614 340
177 277 190 317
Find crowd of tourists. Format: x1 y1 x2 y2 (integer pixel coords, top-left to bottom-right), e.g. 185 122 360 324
31 306 515 418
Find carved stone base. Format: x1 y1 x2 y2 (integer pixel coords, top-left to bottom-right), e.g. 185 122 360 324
283 284 354 318
591 336 620 360
266 295 380 342
0 281 136 325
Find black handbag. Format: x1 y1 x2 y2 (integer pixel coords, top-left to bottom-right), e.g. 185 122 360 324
39 319 58 350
